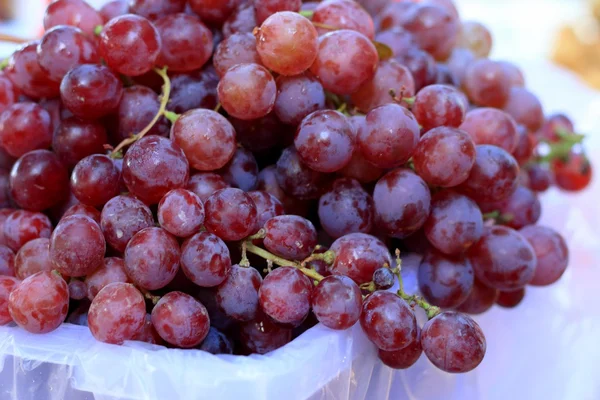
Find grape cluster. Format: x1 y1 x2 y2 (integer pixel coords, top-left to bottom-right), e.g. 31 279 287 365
0 0 590 376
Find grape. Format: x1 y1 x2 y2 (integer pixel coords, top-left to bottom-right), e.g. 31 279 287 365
218 148 259 192
171 109 236 172
318 178 374 239
53 117 108 168
37 26 99 83
123 136 190 205
101 195 155 253
215 264 262 322
520 225 569 286
330 233 392 284
68 280 87 300
373 169 431 239
256 12 318 76
275 146 331 200
99 14 162 76
498 60 525 87
497 288 525 308
124 227 180 290
0 103 52 158
412 127 476 187
50 215 105 277
199 327 234 355
421 311 486 373
459 108 520 152
217 63 277 120
88 282 146 344
258 266 313 327
313 0 374 39
263 215 317 260
502 87 544 133
378 329 423 370
0 74 18 115
3 211 52 252
100 0 130 22
114 85 169 142
254 0 301 24
189 0 243 25
180 232 231 287
213 33 261 78
273 74 325 127
204 188 258 241
248 191 284 228
457 145 519 203
129 0 185 20
373 268 395 290
412 84 467 133
71 155 120 207
394 47 438 91
43 0 103 36
157 189 204 238
424 190 483 255
512 124 535 165
131 313 163 344
155 14 213 72
14 239 52 280
151 291 210 348
446 47 476 86
239 311 292 354
468 225 536 290
85 257 130 300
360 291 417 351
223 3 256 38
537 113 574 143
552 152 593 192
378 2 418 31
0 276 19 325
463 59 511 108
187 172 230 202
8 271 69 334
4 42 60 99
167 69 219 113
311 275 362 330
65 302 89 327
258 165 287 202
0 245 15 277
480 186 541 230
62 204 101 225
526 164 552 192
375 28 416 58
310 30 378 95
418 250 474 308
339 151 384 184
351 60 416 113
231 113 285 153
457 278 499 315
457 21 493 58
60 64 124 120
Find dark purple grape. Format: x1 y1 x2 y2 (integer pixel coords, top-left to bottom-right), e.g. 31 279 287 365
274 73 325 126
394 47 437 91
418 250 474 308
215 264 262 322
239 311 292 354
373 268 395 290
479 186 541 230
114 85 169 142
199 327 234 355
259 266 313 327
167 69 218 113
263 215 317 260
218 147 259 192
311 275 362 330
497 288 525 308
53 117 108 168
180 232 231 287
204 188 258 241
330 233 392 285
520 225 568 286
275 146 331 200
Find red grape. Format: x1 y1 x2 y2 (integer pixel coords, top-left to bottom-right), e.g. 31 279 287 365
502 87 544 132
157 189 204 238
223 3 257 38
100 195 155 253
378 329 423 370
412 84 467 133
457 21 492 58
312 275 362 330
114 85 169 142
339 151 384 184
418 250 474 308
480 186 541 229
248 191 284 228
253 0 301 24
330 233 392 284
131 313 164 345
71 155 121 207
189 0 243 25
100 0 129 22
375 27 416 58
0 103 52 158
14 239 52 280
512 124 535 165
463 59 511 108
4 42 59 99
129 0 185 20
204 188 258 241
213 32 261 78
457 278 499 315
373 267 395 290
459 108 519 153
85 257 130 300
275 146 331 200
552 152 593 192
180 232 231 287
526 164 552 192
497 288 525 308
239 311 292 354
53 117 108 168
263 215 317 260
498 60 525 87
537 113 574 143
3 210 52 252
313 0 375 39
216 264 262 321
43 0 103 36
62 204 101 225
520 225 569 286
68 280 87 300
394 47 438 91
0 276 19 325
0 73 19 115
0 245 15 277
187 172 230 202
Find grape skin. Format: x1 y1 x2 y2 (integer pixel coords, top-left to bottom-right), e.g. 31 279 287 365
14 239 52 280
520 225 569 286
3 211 52 252
263 215 318 261
100 195 155 253
330 233 392 285
157 189 205 238
203 188 258 241
0 103 53 158
180 232 231 287
0 276 19 325
215 264 262 322
457 278 499 315
311 275 362 330
85 257 131 300
378 328 422 370
418 250 474 308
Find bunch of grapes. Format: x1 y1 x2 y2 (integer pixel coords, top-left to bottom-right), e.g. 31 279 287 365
0 0 591 376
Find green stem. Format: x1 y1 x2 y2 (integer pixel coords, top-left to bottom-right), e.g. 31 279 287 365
245 242 325 282
301 250 336 267
538 131 585 163
139 288 161 305
94 25 103 36
393 249 440 319
312 22 338 31
299 10 314 19
164 110 179 124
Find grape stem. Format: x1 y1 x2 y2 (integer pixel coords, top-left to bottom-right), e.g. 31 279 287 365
244 242 326 282
139 288 161 305
110 67 171 158
0 33 31 44
299 10 314 19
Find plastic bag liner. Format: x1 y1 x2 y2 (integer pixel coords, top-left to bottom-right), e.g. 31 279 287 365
1 63 600 400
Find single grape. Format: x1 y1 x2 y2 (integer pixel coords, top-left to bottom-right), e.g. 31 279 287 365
0 276 19 325
463 59 511 108
412 84 467 133
457 21 492 58
310 30 378 95
100 0 129 22
313 0 374 39
457 145 519 203
258 266 313 327
4 42 59 99
99 14 161 76
480 186 541 230
129 0 185 20
412 127 476 187
330 233 392 284
512 124 535 165
373 169 431 239
71 155 120 207
217 63 277 120
497 288 525 308
360 291 417 351
213 32 261 78
3 211 52 252
502 87 544 133
114 85 169 142
552 152 593 192
60 64 123 119
311 275 362 330
9 271 69 334
43 0 103 35
520 225 569 286
263 215 317 260
318 178 374 239
351 60 416 113
157 189 204 238
100 195 155 253
421 311 486 373
204 188 258 241
526 164 552 192
215 264 262 322
0 245 15 277
274 73 325 126
14 238 52 280
378 329 423 370
199 327 234 355
187 172 230 202
62 204 101 225
0 103 52 158
131 313 163 345
394 47 438 91
248 191 284 228
275 146 331 200
498 60 525 87
151 291 210 348
373 268 395 290
68 280 87 300
218 147 259 192
88 282 146 344
171 109 237 171
189 0 243 25
459 108 519 153
53 117 108 168
85 257 130 300
180 232 231 287
166 69 219 113
239 311 292 354
424 190 484 255
124 227 180 290
253 0 301 24
468 225 536 290
418 250 474 308
223 3 256 38
457 278 499 315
